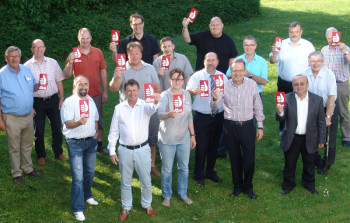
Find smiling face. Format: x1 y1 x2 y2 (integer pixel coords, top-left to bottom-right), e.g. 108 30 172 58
127 46 142 67
78 29 92 48
169 72 185 91
209 17 224 38
74 76 89 97
161 40 175 57
125 84 140 104
292 75 309 98
130 17 144 36
231 61 245 85
309 54 323 74
31 39 46 60
5 50 21 71
204 52 219 73
243 39 257 57
289 25 303 43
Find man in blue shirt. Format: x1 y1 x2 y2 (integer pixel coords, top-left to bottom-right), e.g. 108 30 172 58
0 46 40 184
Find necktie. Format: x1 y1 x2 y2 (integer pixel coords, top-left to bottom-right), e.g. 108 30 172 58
210 75 218 116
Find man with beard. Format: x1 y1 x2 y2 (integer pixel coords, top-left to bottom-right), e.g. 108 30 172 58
61 75 99 221
269 22 315 136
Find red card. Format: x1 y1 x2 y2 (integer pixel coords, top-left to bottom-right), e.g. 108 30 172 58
173 94 183 113
274 37 283 51
161 56 170 70
117 54 126 70
276 92 285 106
79 99 89 118
111 30 120 44
214 74 224 90
200 80 209 97
187 8 198 23
38 73 48 90
144 83 155 103
73 47 82 62
331 32 341 46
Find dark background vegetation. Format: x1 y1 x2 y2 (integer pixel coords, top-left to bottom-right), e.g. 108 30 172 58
0 0 260 65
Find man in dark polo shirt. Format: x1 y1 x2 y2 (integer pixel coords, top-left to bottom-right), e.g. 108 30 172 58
110 13 160 65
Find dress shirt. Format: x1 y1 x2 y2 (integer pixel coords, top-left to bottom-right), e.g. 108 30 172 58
271 38 315 82
0 64 37 116
61 93 99 139
226 53 268 93
153 52 193 90
25 56 64 98
186 69 227 114
304 66 337 107
295 92 309 134
107 98 158 155
211 78 265 128
321 45 350 82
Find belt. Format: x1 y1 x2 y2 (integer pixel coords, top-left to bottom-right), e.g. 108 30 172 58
195 111 223 118
72 137 93 141
35 93 57 101
228 119 253 126
120 140 148 150
336 81 348 83
3 113 31 118
294 134 306 137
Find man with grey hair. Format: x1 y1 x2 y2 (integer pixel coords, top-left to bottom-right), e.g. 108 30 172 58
321 27 350 147
64 27 109 155
303 51 337 174
0 46 41 184
182 16 238 73
24 39 67 166
275 74 326 195
269 22 315 136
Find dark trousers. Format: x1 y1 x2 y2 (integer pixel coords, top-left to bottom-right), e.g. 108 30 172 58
277 77 293 131
193 111 223 180
283 134 315 191
224 119 256 192
314 104 339 166
34 94 63 158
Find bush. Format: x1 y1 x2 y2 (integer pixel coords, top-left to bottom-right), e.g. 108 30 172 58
0 0 260 66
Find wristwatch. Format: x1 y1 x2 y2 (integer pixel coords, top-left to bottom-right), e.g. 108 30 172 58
344 51 349 55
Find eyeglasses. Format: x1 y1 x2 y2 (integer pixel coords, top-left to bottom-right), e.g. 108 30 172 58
171 78 184 82
32 46 46 49
243 44 256 47
7 55 20 59
131 22 143 27
292 82 306 87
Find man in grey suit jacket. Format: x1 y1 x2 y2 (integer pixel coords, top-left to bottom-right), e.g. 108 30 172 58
275 74 326 195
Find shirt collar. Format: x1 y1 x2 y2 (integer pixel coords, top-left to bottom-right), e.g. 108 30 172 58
31 56 47 64
295 91 309 101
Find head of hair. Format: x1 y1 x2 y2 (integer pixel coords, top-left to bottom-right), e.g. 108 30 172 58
308 51 324 60
168 68 185 80
124 79 140 91
73 75 89 86
292 74 308 83
126 42 143 54
130 13 144 23
325 27 338 37
289 21 302 29
204 52 218 60
5 46 21 58
78 28 92 39
231 58 246 69
160 36 174 45
243 35 257 45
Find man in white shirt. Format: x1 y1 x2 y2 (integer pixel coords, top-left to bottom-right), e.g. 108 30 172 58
108 79 160 221
275 74 326 195
61 75 99 222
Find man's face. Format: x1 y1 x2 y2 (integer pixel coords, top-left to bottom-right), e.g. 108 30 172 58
31 40 46 59
309 54 323 74
128 46 142 66
326 32 333 46
78 31 92 48
130 17 144 35
231 62 245 84
209 18 223 38
243 39 257 56
125 84 140 103
289 25 303 43
204 53 219 71
5 50 21 70
75 77 89 97
161 41 175 57
292 76 309 96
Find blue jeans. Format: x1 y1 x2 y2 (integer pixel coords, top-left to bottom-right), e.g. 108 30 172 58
158 141 190 199
66 137 97 212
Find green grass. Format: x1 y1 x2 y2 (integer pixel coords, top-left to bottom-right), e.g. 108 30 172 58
1 0 350 222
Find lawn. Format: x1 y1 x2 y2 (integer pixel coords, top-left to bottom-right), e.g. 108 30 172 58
1 0 350 222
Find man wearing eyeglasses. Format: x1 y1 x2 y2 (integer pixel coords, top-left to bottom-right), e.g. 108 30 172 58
275 74 326 195
24 39 67 166
110 13 160 65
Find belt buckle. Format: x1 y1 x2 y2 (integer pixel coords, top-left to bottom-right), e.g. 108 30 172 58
211 113 216 117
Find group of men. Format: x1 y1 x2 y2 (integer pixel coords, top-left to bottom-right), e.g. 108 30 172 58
0 11 349 221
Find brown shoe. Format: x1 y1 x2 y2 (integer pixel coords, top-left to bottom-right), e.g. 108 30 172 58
118 209 129 221
38 157 46 166
26 170 41 177
143 206 156 217
57 154 68 161
151 167 161 177
13 176 23 184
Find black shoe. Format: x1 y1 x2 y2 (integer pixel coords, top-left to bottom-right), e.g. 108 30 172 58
247 191 257 200
196 179 205 187
206 174 222 183
318 165 331 174
343 141 350 147
309 188 318 194
97 146 109 155
230 190 241 197
281 189 291 195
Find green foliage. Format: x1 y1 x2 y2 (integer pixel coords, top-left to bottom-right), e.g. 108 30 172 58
0 0 260 65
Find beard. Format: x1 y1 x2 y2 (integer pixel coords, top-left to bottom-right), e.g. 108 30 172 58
78 89 87 97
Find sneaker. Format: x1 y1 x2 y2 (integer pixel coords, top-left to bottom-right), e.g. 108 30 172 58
74 212 85 221
86 198 98 205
